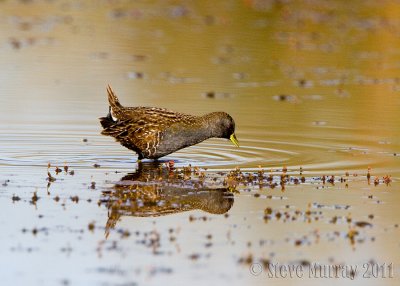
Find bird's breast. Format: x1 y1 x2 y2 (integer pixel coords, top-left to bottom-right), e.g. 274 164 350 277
153 125 211 157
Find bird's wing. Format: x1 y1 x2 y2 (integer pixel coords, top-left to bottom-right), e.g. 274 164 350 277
124 107 198 125
103 107 198 157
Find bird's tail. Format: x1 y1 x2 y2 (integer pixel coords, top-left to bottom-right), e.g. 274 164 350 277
107 84 123 111
99 85 124 130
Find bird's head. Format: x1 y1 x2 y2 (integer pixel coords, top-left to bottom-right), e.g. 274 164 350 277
207 112 239 147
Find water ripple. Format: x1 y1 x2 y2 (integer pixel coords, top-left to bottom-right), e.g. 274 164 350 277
0 128 398 176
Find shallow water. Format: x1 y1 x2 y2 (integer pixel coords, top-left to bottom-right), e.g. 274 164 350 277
0 1 400 286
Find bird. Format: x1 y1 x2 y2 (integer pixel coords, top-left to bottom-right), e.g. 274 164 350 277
99 85 239 160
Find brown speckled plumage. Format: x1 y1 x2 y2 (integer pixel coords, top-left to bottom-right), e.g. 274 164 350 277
99 85 239 160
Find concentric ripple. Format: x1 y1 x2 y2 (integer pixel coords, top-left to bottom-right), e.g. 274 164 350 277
2 125 398 177
165 134 398 176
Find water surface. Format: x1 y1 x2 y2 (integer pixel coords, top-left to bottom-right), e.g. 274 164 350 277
0 1 399 285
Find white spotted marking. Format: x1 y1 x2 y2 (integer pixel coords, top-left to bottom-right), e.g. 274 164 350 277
110 107 118 122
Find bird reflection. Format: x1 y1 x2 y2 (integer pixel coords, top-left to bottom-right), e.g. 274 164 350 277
101 161 234 237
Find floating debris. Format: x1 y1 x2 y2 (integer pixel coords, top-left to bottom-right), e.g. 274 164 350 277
127 71 144 79
312 120 327 126
294 239 303 246
202 91 231 99
88 222 95 232
296 79 314 88
11 194 21 202
205 91 215 98
347 229 359 246
188 253 200 261
90 182 96 189
354 221 373 228
383 175 392 185
120 230 130 238
47 172 56 182
55 167 62 174
374 177 379 186
30 192 39 205
272 94 298 102
238 253 253 265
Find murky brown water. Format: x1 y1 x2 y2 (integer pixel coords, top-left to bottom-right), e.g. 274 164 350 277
1 1 399 285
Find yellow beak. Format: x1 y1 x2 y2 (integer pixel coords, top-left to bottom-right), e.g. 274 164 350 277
230 133 239 147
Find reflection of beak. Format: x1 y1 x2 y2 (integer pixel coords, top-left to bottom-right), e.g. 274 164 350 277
230 133 239 147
